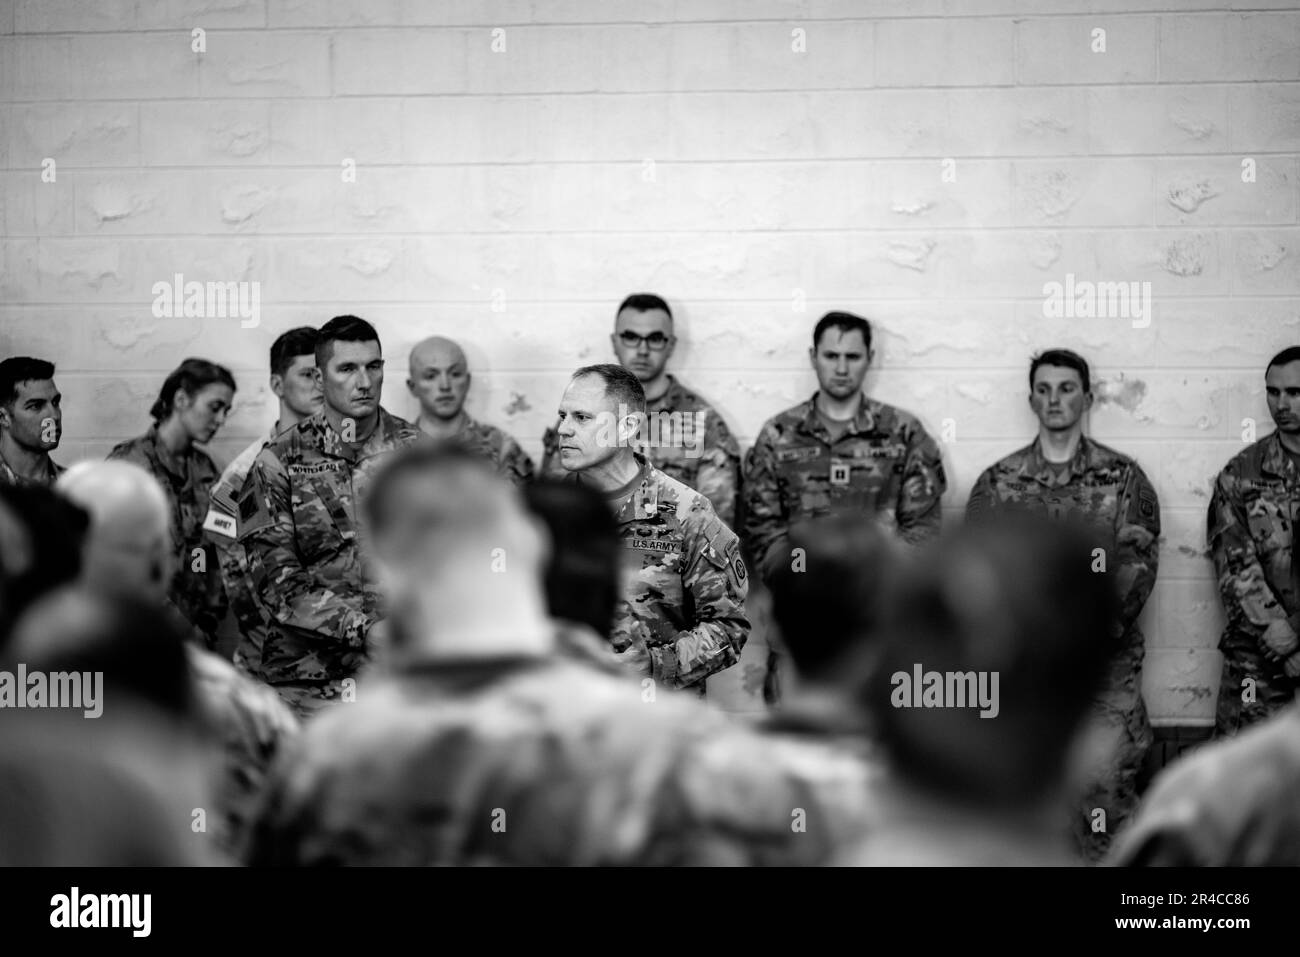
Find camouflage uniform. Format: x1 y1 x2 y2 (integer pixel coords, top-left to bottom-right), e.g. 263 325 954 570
0 450 64 487
185 644 298 860
542 376 742 528
108 427 227 645
424 414 534 487
236 408 421 718
743 393 946 579
203 428 279 678
1109 704 1300 867
967 436 1160 862
247 652 877 866
598 454 749 696
1208 432 1300 737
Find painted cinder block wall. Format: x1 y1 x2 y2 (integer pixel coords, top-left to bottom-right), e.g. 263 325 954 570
2 0 1298 724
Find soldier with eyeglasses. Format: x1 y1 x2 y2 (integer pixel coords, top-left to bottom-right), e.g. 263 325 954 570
540 294 742 529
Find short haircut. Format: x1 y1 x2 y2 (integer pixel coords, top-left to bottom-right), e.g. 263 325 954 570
865 514 1116 808
523 479 621 641
270 327 319 379
767 515 895 684
0 484 88 646
1029 349 1091 394
149 358 236 423
316 315 380 368
813 311 872 351
571 363 646 416
363 441 502 535
1266 346 1300 374
616 293 672 321
0 357 55 408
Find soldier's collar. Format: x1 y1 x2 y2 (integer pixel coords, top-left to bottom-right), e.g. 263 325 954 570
620 454 659 520
800 392 877 440
143 424 189 478
1021 435 1092 484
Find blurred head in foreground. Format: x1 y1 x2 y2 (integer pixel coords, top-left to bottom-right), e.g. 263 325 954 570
767 515 897 723
522 478 621 641
864 514 1115 812
0 483 87 645
56 459 173 603
365 443 553 663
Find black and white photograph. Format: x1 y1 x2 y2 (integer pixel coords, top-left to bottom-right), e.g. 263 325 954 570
0 0 1297 936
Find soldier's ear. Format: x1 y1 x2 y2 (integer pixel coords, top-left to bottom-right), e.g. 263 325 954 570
269 373 285 400
1084 391 1095 411
465 371 473 392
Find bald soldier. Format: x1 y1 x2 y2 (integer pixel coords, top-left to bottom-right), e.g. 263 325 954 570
744 311 946 582
553 364 748 695
406 336 534 486
541 295 741 527
56 460 298 859
967 349 1160 863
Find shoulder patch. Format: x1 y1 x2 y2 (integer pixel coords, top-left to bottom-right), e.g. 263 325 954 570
202 508 237 540
236 478 274 539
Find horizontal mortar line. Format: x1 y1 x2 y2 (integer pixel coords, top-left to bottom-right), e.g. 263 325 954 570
10 224 1300 237
6 153 1300 169
6 78 1300 104
5 12 1291 36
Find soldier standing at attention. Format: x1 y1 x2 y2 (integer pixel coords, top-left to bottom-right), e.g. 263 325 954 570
109 358 236 647
203 327 322 680
0 357 65 488
553 364 748 696
743 311 946 583
966 349 1160 862
236 316 420 718
541 295 741 528
406 335 534 486
1208 346 1300 737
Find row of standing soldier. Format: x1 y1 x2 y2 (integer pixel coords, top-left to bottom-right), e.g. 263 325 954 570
1 300 1297 861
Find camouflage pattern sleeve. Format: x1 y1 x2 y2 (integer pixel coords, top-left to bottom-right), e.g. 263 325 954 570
650 509 750 689
1208 466 1290 646
694 409 741 529
742 425 788 581
896 423 946 545
1113 462 1161 633
501 436 535 487
237 450 375 649
964 466 998 520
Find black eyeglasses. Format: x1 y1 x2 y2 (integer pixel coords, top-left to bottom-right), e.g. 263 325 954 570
618 331 672 351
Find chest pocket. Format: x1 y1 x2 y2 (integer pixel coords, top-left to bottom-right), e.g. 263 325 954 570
295 475 357 562
1244 483 1295 560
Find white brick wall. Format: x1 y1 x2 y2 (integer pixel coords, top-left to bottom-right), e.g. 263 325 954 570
2 0 1298 724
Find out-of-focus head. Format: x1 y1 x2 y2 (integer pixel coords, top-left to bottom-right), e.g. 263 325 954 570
316 315 383 420
1029 349 1092 433
0 484 87 646
522 478 621 640
1265 346 1300 435
864 514 1116 809
365 443 549 634
150 358 236 445
554 364 646 472
0 356 61 452
767 515 897 687
269 326 322 420
407 336 471 422
810 312 872 401
610 293 675 383
6 586 197 722
56 460 172 603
